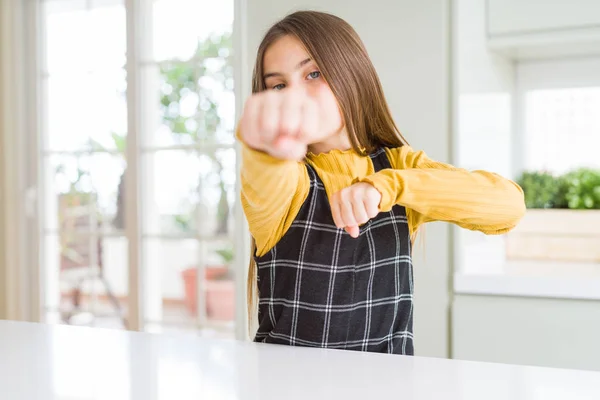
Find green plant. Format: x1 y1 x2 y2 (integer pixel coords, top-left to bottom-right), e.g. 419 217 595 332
517 171 567 209
108 32 234 234
159 31 234 235
215 247 234 264
517 168 600 210
562 168 600 209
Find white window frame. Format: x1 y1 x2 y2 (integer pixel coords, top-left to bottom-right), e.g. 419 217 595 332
0 0 41 322
6 0 251 339
0 0 25 320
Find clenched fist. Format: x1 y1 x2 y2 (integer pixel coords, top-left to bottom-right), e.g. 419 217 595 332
239 88 329 160
330 182 382 238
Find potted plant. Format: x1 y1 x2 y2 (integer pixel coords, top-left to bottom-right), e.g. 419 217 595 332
181 247 235 321
506 168 600 262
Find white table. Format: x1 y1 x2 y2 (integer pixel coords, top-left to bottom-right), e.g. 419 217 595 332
1 320 600 400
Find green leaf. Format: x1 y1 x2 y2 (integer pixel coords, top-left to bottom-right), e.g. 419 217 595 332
215 248 234 263
563 168 600 209
516 171 564 209
111 132 126 152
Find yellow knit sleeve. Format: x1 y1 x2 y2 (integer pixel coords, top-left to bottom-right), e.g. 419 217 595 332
239 135 310 257
359 146 525 236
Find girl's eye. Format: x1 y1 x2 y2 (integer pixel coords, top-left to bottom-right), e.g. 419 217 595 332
272 84 285 91
307 71 321 80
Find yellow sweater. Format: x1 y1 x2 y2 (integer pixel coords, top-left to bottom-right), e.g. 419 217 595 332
240 142 526 258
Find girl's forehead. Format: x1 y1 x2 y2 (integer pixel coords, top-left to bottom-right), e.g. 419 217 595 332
263 35 311 71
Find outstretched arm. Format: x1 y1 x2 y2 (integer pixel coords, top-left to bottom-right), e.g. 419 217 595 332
359 146 526 235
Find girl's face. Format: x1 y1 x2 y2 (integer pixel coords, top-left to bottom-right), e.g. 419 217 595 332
262 35 349 153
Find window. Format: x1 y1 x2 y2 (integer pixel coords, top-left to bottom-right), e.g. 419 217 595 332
523 87 600 175
36 0 240 337
455 57 600 276
516 57 600 176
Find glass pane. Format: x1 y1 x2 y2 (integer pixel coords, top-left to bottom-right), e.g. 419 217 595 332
524 87 600 175
42 234 129 329
141 57 235 148
142 238 235 330
43 0 126 74
44 69 127 151
142 149 236 237
149 0 233 62
44 153 126 233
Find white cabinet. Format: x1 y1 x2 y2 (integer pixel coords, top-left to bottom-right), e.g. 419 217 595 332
486 0 600 60
487 0 600 36
453 294 600 371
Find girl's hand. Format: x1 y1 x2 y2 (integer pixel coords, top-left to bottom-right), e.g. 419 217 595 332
239 88 319 161
330 182 382 238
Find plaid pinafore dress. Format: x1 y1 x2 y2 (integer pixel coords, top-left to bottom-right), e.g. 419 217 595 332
253 147 414 355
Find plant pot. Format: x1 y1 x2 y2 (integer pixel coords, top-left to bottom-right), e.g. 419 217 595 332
505 209 600 262
205 280 235 321
181 267 235 321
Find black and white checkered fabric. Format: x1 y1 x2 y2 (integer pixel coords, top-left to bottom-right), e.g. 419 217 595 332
254 147 414 355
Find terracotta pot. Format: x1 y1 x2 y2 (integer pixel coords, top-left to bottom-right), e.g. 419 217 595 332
181 267 235 321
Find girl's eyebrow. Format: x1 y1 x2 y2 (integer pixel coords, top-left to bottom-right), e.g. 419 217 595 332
263 58 313 80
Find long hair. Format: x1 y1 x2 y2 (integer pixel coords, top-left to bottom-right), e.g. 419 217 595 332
246 10 409 331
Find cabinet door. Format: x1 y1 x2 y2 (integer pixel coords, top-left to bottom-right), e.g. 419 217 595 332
487 0 600 36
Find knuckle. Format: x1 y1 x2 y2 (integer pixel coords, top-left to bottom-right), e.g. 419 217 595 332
345 194 356 206
279 120 291 136
304 95 317 108
281 116 298 136
260 114 277 134
368 187 381 201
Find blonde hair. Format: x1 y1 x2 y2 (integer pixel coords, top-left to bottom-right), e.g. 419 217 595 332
246 10 410 330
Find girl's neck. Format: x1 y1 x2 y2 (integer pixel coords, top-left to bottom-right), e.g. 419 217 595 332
307 129 352 155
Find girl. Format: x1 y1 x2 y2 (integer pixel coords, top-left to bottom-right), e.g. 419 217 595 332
238 10 525 355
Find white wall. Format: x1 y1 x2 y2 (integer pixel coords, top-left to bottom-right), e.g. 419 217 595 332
452 0 516 283
242 0 452 357
451 0 517 281
517 57 600 90
454 0 515 177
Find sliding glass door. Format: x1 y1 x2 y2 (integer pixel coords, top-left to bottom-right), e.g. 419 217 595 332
36 0 243 338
